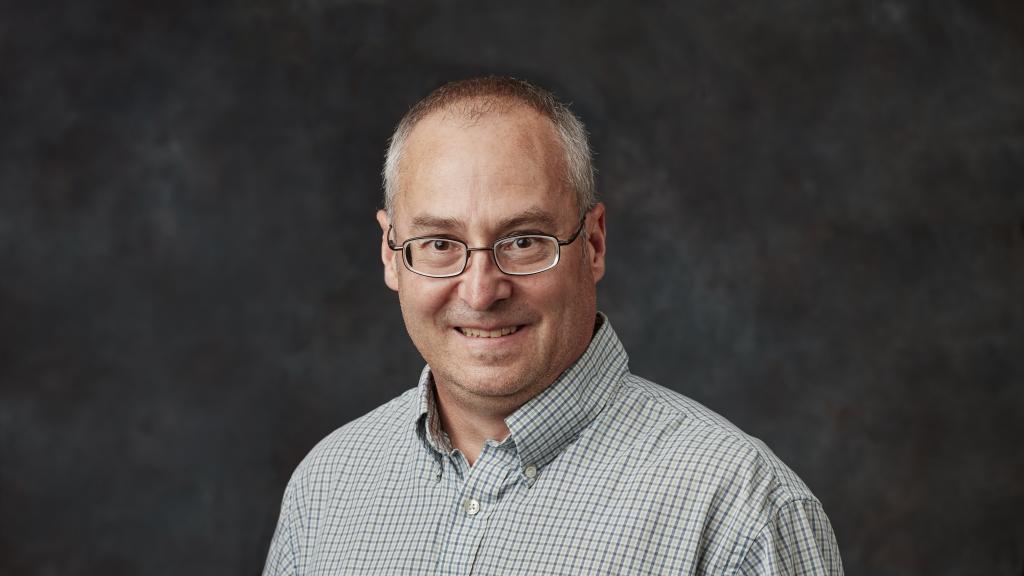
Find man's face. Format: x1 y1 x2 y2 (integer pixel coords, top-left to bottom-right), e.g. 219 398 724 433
376 105 606 411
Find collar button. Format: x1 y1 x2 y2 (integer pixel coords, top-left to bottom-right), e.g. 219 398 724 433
523 464 538 479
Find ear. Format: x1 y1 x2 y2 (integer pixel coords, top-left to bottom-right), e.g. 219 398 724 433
376 209 400 291
585 203 607 283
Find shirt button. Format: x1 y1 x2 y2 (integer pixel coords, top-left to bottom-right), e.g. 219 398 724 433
463 498 481 516
523 465 538 479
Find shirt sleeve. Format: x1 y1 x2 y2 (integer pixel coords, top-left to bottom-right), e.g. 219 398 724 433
736 499 844 576
262 478 300 576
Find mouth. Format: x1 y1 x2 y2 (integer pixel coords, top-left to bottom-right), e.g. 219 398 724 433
456 325 521 338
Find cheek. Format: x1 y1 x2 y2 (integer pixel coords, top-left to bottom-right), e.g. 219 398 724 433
540 264 583 296
398 276 451 318
535 266 596 318
521 276 574 315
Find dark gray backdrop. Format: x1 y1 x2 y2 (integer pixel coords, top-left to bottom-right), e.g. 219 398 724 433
2 0 1022 574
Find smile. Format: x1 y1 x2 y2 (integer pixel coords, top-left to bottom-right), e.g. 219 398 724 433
458 326 520 338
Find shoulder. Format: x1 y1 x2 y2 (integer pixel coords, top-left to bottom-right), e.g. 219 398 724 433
608 373 821 518
263 389 424 572
289 388 420 490
604 374 840 570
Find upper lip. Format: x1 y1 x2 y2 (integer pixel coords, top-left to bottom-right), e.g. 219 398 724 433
456 323 522 330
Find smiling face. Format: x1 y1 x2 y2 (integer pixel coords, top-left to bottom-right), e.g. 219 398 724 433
377 103 606 415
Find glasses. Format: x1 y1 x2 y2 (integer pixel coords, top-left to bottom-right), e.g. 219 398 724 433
387 218 586 278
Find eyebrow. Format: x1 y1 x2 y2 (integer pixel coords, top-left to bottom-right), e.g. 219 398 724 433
409 214 462 233
408 207 560 236
495 208 559 232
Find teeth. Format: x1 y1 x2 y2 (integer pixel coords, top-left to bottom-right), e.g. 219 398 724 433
461 326 519 338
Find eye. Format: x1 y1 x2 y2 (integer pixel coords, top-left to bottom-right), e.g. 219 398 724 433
430 239 452 251
512 237 534 249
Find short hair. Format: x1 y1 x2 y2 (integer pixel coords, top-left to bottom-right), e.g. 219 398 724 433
382 76 596 220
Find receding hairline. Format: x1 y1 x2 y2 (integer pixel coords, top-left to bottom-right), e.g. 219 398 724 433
413 95 556 132
392 104 572 219
400 76 566 129
409 97 565 162
398 92 568 168
394 98 568 200
383 76 596 220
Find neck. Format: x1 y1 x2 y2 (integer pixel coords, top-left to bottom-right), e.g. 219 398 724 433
432 383 522 467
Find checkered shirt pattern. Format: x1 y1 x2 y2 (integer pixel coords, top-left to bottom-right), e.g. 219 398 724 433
264 314 843 575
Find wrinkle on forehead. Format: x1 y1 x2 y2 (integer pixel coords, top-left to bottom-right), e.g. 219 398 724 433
407 207 560 236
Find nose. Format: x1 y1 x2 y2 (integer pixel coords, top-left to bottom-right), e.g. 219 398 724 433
457 249 512 311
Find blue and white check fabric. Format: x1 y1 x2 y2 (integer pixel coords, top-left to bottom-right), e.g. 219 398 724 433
264 314 843 575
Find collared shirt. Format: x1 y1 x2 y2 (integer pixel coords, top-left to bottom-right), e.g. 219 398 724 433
264 314 843 575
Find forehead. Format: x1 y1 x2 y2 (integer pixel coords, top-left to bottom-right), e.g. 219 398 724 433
394 105 573 229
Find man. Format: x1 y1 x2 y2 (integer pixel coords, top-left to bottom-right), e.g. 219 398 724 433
264 76 843 574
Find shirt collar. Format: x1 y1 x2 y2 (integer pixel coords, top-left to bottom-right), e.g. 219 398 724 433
415 364 452 454
413 312 629 476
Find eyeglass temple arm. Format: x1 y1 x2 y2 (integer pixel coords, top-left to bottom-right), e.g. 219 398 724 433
386 225 403 250
557 218 587 246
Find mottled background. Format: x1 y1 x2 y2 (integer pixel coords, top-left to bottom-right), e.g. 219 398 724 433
1 0 1022 574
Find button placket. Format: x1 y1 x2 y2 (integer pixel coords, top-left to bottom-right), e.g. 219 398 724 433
435 445 507 574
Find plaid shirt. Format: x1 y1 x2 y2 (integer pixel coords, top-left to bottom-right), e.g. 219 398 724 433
264 314 843 575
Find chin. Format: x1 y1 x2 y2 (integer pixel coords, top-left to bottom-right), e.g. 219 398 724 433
448 366 541 399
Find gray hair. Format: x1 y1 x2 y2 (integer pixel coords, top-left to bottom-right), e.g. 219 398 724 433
382 76 596 220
